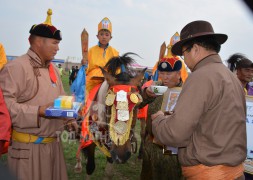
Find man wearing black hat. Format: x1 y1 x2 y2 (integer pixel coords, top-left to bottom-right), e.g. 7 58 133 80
0 9 68 180
151 21 246 179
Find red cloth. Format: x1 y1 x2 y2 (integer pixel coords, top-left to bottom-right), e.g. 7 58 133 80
0 88 11 154
48 63 57 83
142 80 153 89
137 80 153 120
80 83 102 149
137 106 148 120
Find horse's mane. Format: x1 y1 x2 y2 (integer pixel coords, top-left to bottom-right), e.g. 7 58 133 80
105 52 139 82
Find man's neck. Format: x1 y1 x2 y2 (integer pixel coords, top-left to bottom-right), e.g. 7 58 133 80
241 81 248 88
29 47 49 67
191 50 217 71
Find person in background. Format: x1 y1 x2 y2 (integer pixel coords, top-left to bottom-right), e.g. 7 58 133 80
0 9 68 180
151 20 246 179
75 65 79 74
58 63 63 77
227 53 253 95
69 65 74 75
69 65 76 85
85 17 119 97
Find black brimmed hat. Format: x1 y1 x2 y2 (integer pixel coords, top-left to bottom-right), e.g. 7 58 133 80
29 9 62 40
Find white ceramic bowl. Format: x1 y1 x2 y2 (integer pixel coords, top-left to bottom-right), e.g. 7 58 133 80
150 85 168 95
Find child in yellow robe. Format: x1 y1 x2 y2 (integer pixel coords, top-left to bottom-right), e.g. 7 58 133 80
86 17 119 96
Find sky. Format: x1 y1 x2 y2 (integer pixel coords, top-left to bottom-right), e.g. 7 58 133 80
1 0 253 67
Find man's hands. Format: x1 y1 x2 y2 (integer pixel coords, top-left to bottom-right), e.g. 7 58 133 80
145 86 157 98
38 102 54 117
151 110 164 120
151 110 173 121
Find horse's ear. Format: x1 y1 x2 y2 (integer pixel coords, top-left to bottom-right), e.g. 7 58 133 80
99 66 117 86
130 68 147 86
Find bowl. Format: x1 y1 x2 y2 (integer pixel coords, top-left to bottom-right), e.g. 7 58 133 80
150 85 168 95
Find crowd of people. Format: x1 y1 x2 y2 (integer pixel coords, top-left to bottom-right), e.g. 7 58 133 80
1 8 253 180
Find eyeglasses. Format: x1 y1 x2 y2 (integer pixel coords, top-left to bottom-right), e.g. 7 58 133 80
180 45 193 60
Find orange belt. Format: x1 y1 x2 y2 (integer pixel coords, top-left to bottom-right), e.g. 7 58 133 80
182 163 244 180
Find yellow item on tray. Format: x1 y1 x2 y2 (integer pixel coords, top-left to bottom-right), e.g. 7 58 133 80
60 96 74 109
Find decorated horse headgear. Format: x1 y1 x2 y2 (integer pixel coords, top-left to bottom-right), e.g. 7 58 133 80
98 17 112 34
29 9 62 40
105 85 142 146
102 53 144 145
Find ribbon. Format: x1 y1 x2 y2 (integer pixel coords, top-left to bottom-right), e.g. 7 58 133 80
48 63 57 83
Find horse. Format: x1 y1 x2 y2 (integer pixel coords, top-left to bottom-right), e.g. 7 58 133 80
79 52 147 178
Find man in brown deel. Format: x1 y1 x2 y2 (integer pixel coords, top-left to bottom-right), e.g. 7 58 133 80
151 20 247 179
0 9 68 180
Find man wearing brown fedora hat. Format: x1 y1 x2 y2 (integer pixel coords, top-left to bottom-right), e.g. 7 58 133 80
151 20 246 179
0 9 68 180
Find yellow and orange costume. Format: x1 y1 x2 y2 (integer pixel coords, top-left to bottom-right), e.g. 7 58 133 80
86 17 119 95
0 43 7 69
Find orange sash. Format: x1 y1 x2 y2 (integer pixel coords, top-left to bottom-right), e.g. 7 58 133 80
48 63 57 83
80 83 102 148
182 163 244 180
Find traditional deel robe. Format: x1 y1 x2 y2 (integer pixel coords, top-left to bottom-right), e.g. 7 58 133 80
86 44 118 95
152 55 246 178
0 49 68 180
139 82 183 180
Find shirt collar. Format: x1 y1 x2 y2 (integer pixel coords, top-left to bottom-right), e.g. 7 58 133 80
98 42 109 49
27 49 50 68
192 54 221 72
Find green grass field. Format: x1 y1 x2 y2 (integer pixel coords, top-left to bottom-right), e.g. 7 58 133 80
62 72 143 179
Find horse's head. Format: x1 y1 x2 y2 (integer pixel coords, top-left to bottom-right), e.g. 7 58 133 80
100 53 147 163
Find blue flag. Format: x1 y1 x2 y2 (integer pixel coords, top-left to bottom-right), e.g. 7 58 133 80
70 65 87 103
